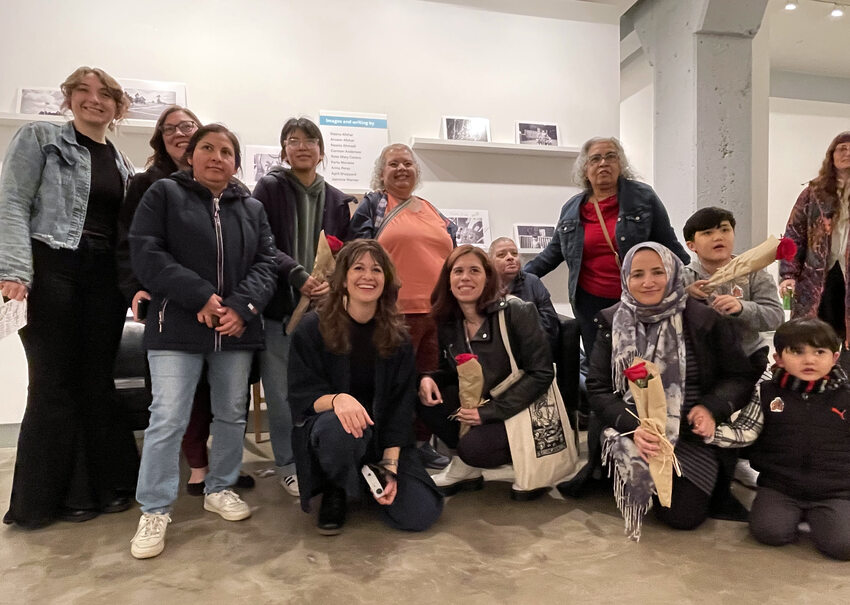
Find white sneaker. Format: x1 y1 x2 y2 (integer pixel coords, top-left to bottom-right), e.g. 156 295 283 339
734 459 759 489
130 512 171 559
280 474 300 497
204 489 252 521
431 456 484 496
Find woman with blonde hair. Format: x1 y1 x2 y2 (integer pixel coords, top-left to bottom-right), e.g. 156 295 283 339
1 66 138 528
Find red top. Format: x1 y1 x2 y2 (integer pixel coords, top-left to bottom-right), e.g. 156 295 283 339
578 194 622 299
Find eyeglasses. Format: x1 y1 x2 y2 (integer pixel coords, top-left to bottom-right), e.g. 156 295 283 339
161 120 197 136
284 138 320 149
835 144 850 155
588 152 620 166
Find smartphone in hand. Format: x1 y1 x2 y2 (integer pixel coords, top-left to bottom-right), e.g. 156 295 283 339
136 298 150 321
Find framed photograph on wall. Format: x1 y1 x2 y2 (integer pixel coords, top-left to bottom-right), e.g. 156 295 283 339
515 121 559 146
15 88 64 117
244 145 283 186
514 223 556 253
443 209 491 248
118 78 187 122
442 116 491 142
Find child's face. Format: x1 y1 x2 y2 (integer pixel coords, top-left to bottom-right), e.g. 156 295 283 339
774 345 840 381
687 220 735 265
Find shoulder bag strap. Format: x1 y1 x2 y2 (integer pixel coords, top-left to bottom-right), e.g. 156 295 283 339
374 196 415 239
590 197 621 269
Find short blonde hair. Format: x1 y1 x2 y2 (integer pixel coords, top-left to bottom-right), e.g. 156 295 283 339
60 66 129 129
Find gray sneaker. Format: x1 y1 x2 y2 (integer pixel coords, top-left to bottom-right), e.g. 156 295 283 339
130 512 171 559
204 489 251 521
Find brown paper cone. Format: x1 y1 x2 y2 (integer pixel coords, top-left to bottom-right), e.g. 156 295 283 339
703 235 779 294
456 357 485 438
285 231 336 335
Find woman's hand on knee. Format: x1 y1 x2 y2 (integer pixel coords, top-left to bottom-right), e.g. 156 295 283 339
332 394 374 438
375 476 397 506
456 407 482 426
633 426 660 462
0 280 28 301
418 376 443 406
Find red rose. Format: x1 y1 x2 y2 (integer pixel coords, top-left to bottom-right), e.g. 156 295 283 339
623 361 648 382
326 235 344 254
455 353 478 365
775 237 797 261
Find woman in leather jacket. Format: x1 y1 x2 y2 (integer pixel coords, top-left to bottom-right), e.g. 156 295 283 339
417 245 554 498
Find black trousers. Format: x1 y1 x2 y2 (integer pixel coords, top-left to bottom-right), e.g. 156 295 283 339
572 286 619 358
309 412 442 531
818 262 846 341
417 400 512 468
5 239 139 527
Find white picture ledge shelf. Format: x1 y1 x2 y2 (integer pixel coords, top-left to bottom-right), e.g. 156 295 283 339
411 137 579 158
0 113 154 134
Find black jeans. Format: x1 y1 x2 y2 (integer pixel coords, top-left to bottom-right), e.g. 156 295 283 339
572 286 619 358
5 239 139 526
417 400 512 468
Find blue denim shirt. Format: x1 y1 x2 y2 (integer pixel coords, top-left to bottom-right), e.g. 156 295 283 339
524 178 689 300
0 120 133 285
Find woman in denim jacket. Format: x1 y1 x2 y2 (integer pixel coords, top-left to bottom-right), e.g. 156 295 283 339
0 67 139 529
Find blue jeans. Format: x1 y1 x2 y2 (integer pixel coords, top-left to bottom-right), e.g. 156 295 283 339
259 319 295 475
136 350 253 513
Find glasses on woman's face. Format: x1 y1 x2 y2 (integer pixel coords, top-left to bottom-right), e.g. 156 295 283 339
284 137 320 149
835 143 850 155
161 120 197 136
588 151 619 167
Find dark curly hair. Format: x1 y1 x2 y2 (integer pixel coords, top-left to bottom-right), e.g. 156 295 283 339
146 105 202 169
430 245 500 322
318 239 408 357
810 131 850 219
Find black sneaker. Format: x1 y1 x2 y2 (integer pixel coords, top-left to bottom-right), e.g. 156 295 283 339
317 486 346 536
417 442 450 470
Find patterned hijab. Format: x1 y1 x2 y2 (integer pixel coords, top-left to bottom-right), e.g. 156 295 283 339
612 242 688 442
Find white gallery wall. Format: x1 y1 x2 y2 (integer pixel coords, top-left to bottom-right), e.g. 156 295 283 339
0 0 620 425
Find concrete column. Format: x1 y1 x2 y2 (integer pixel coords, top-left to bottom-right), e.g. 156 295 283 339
627 0 769 249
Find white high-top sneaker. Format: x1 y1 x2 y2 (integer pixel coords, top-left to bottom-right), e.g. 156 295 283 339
431 456 484 495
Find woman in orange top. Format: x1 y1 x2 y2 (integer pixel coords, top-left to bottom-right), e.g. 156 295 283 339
350 144 457 468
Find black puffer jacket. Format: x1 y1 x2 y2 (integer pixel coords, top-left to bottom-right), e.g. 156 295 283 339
431 297 554 422
129 170 278 352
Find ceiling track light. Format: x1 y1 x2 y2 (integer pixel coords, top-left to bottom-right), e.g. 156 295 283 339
784 1 798 9
831 3 845 17
783 1 846 18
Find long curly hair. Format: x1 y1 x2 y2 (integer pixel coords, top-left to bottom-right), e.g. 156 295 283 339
318 239 408 357
430 245 500 323
810 131 850 219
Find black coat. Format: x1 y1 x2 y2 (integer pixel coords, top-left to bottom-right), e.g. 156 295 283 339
252 169 354 321
288 312 438 511
587 298 755 438
431 297 554 423
129 170 277 352
508 270 559 352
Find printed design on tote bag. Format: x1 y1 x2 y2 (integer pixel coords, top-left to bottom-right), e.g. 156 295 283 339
529 389 567 457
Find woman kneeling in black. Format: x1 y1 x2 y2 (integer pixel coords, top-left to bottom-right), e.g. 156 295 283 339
288 239 443 535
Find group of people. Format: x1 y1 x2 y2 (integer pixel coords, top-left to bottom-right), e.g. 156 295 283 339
1 66 849 563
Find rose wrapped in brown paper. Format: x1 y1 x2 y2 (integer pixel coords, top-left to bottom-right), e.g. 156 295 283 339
623 359 681 508
702 235 797 295
451 353 487 438
285 232 344 335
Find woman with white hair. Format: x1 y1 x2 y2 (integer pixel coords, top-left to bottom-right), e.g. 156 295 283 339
525 136 688 358
350 144 456 469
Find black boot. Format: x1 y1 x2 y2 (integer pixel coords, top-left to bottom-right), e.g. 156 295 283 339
317 486 347 536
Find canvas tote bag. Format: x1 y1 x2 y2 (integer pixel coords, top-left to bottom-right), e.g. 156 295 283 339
490 307 579 492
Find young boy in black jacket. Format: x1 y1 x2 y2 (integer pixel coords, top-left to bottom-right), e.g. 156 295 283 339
697 318 850 560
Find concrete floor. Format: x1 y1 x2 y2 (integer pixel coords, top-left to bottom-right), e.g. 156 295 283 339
2 440 850 605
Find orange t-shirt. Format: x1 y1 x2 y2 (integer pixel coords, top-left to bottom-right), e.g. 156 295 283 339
377 195 453 314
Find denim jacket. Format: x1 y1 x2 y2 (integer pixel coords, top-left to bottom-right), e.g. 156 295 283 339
0 121 133 285
524 178 689 300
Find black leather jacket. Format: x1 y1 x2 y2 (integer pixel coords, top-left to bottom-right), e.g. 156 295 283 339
431 297 554 422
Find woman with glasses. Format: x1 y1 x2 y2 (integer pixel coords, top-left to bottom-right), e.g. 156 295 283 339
1 67 138 528
780 132 850 357
349 144 457 471
252 117 354 498
525 136 688 358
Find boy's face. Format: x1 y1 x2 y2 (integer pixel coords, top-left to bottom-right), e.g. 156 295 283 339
687 220 735 264
774 345 840 381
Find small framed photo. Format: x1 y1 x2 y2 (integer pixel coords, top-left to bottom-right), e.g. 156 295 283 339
118 78 188 122
442 116 491 142
244 145 284 186
514 223 556 253
16 88 65 117
444 209 491 248
515 121 559 146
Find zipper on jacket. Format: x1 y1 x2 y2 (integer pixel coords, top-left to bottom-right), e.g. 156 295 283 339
158 298 169 333
213 196 224 352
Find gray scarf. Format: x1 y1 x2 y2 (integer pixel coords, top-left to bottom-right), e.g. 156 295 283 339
611 242 688 443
